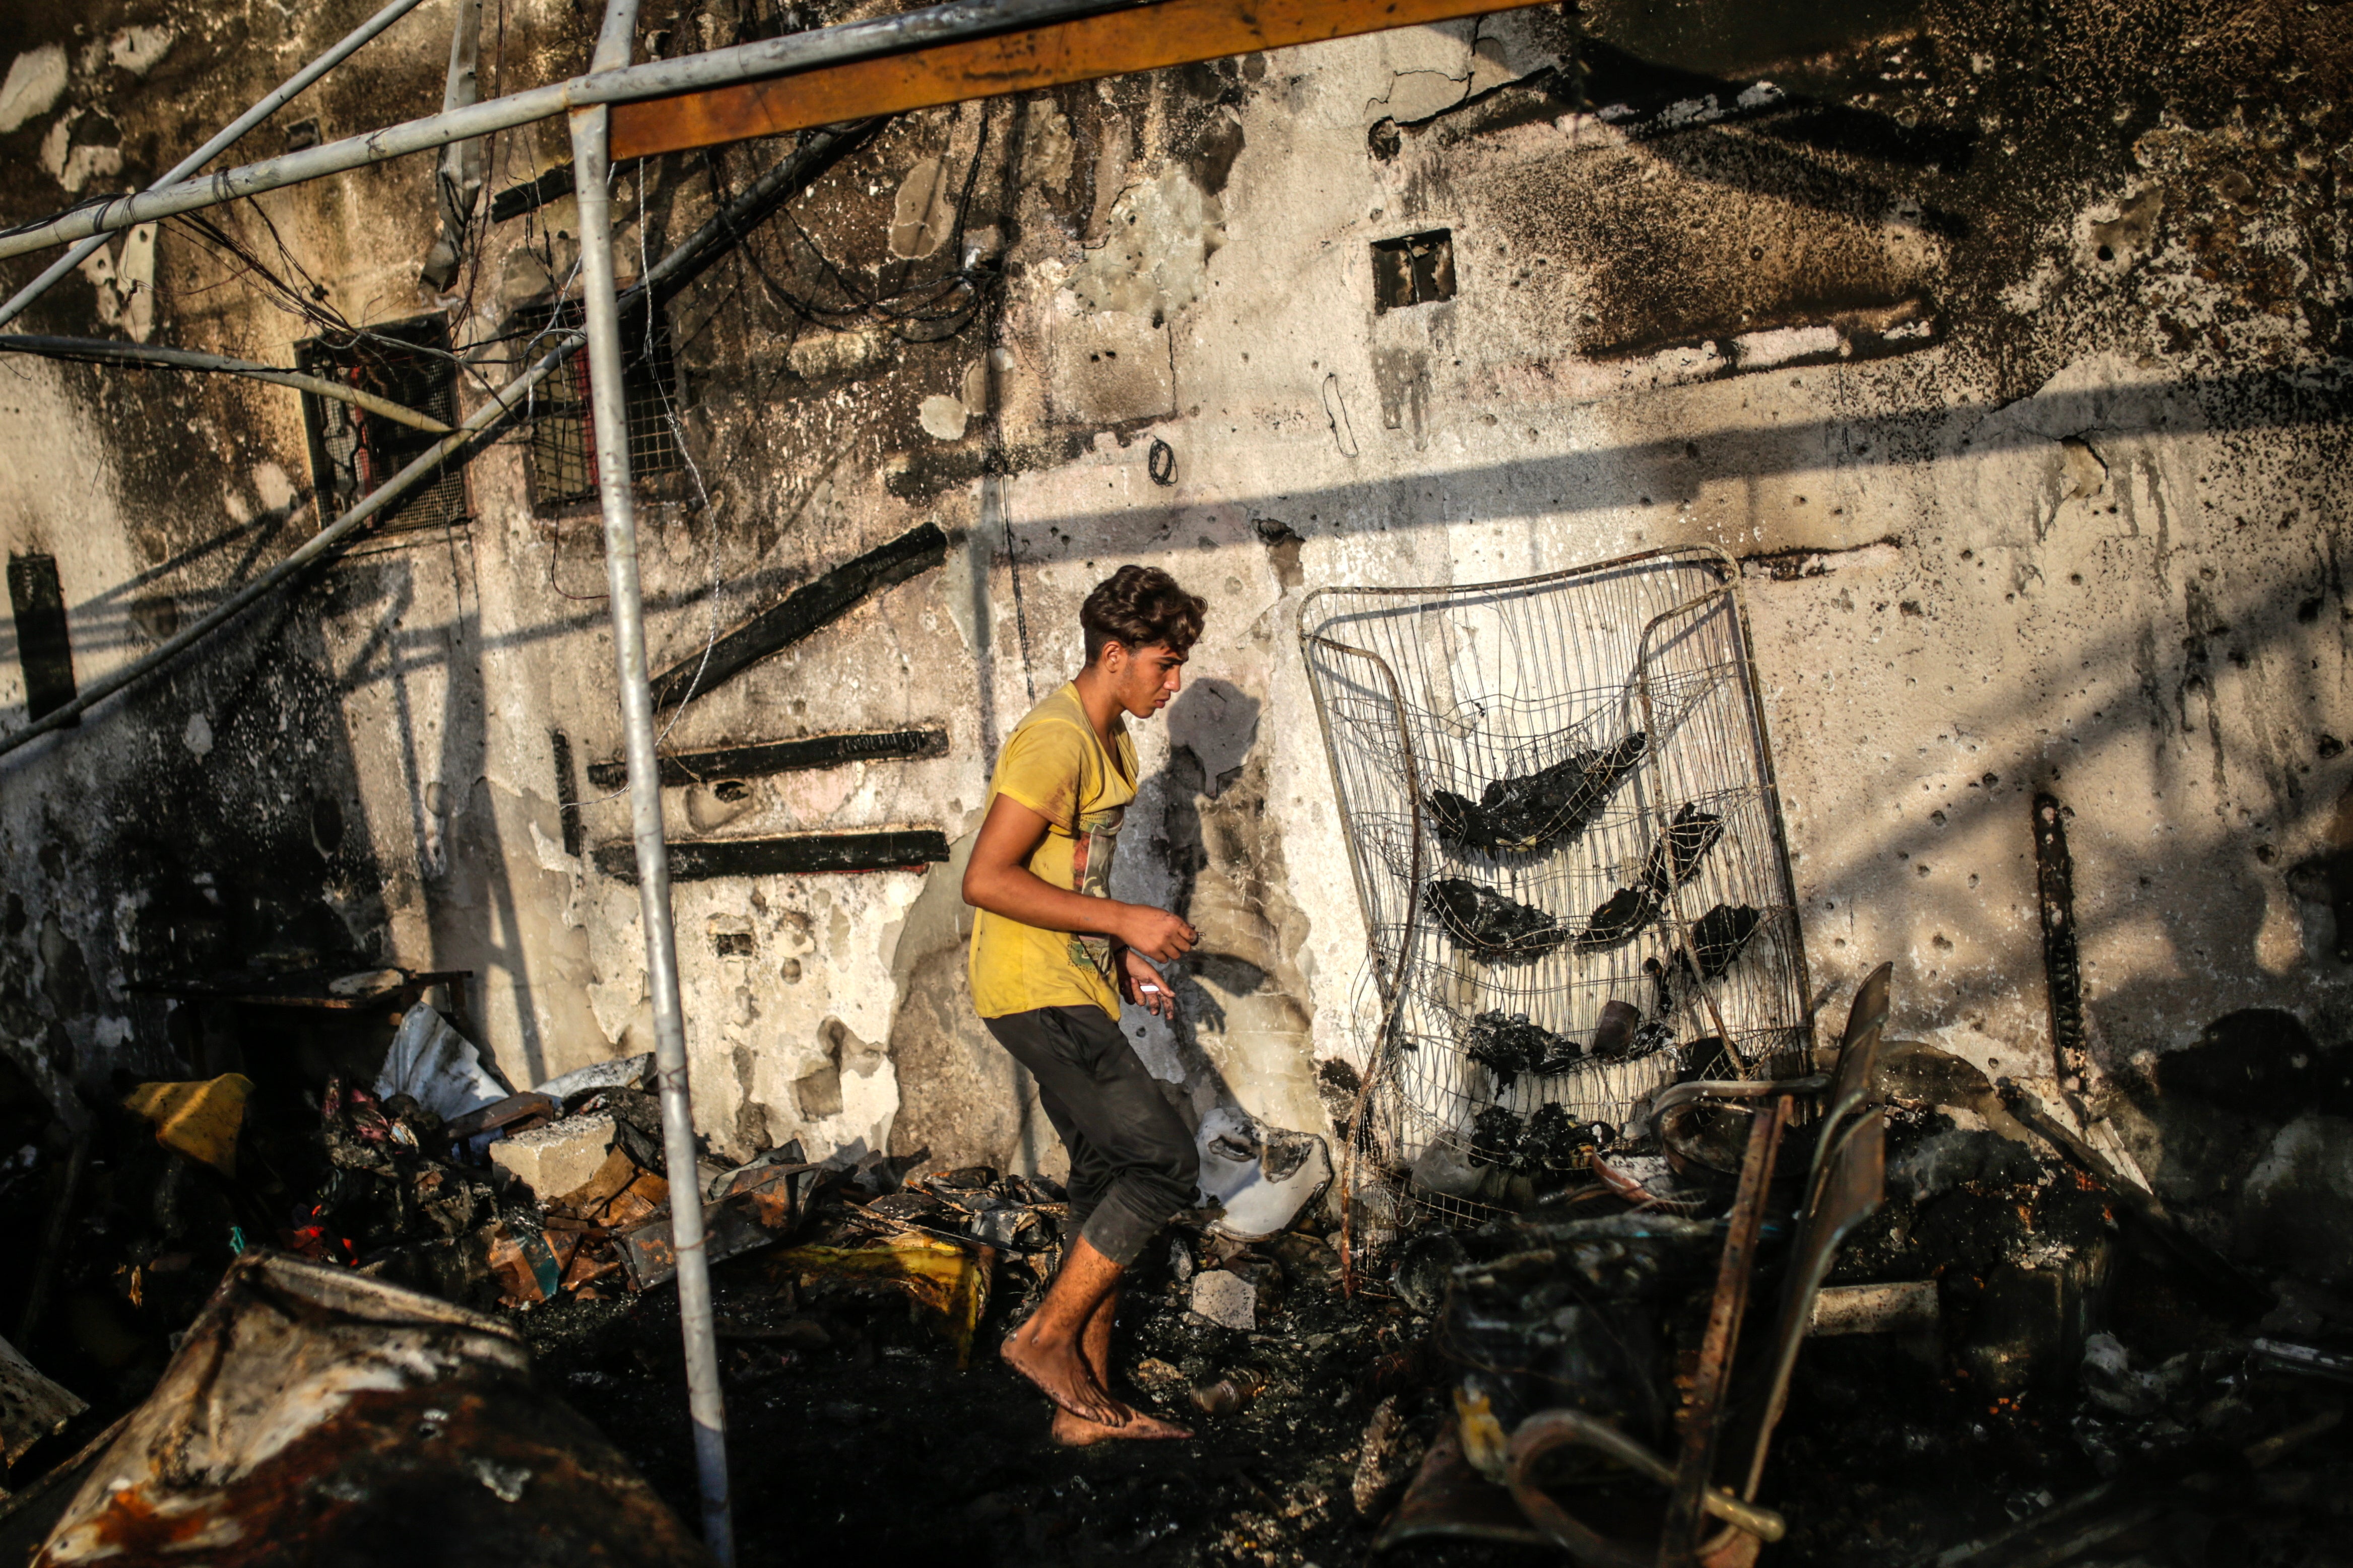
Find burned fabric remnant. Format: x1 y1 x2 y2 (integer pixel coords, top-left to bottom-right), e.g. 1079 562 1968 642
1425 733 1649 857
1669 902 1762 982
1465 1010 1580 1088
1575 884 1660 952
1640 802 1724 896
1423 878 1567 957
1467 1106 1524 1168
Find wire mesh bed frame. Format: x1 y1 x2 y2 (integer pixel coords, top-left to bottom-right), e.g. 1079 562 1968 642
1299 546 1816 1223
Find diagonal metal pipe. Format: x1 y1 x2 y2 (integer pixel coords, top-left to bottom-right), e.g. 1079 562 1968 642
571 2 734 1559
0 0 1143 262
0 334 453 432
0 327 581 759
0 117 880 763
0 0 433 325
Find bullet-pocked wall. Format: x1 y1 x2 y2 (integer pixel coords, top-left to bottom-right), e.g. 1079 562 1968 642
2 0 2348 1234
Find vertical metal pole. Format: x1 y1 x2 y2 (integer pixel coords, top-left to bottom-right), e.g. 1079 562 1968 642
571 4 734 1561
0 0 433 329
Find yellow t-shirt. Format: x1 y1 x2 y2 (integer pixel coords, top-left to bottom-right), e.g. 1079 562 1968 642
968 683 1137 1019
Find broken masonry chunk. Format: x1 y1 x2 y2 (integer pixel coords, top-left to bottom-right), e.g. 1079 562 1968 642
1576 885 1661 952
1639 802 1725 897
1469 1106 1524 1168
1424 877 1568 956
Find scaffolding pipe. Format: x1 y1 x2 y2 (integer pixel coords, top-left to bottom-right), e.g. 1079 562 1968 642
0 0 1142 263
0 328 579 760
571 3 734 1560
0 0 434 327
0 120 875 762
0 335 454 433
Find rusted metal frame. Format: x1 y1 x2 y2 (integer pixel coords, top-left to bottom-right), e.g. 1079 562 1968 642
0 0 1162 262
569 2 733 1553
1632 573 1748 1067
1298 627 1423 1293
0 335 453 433
609 0 1562 160
1658 1093 1791 1566
0 0 435 326
1507 1408 1787 1554
1734 1107 1886 1507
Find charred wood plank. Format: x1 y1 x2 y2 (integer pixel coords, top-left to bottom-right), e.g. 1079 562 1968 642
585 726 949 790
647 522 947 710
594 829 950 881
2031 793 2090 1113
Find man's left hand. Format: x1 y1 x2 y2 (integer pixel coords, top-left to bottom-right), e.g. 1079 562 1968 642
1120 948 1178 1019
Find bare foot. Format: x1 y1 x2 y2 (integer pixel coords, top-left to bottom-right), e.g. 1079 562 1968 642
1051 1403 1194 1446
1002 1328 1128 1427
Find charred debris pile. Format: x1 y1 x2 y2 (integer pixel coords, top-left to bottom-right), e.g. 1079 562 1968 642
3 977 2352 1566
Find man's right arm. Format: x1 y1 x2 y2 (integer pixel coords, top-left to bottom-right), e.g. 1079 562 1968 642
961 794 1197 963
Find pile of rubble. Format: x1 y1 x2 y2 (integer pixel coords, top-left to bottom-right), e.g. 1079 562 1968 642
7 973 2353 1567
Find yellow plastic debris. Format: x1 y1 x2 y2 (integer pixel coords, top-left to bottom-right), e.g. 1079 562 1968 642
771 1232 993 1368
121 1073 254 1176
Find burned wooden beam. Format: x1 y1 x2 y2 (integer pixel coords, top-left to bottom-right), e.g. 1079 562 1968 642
586 727 949 790
594 829 950 881
2031 793 2090 1114
489 164 574 223
647 522 947 710
608 0 1560 161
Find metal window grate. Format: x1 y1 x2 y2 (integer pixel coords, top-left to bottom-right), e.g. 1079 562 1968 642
1299 548 1814 1224
506 297 683 512
295 315 468 535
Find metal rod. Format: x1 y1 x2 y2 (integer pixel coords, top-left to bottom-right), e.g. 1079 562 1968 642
0 334 452 432
420 0 489 291
571 5 733 1558
0 123 869 761
0 0 1150 263
0 327 582 759
0 0 433 326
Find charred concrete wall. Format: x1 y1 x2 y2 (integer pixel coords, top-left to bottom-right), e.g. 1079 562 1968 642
1 0 2348 1246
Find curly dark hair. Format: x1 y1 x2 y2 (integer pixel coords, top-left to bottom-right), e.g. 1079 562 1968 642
1080 566 1207 662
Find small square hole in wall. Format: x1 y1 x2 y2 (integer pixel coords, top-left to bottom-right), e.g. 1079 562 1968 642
1371 229 1455 312
712 931 756 958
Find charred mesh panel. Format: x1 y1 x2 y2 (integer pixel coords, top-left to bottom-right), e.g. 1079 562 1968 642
295 314 469 535
505 296 683 512
7 551 76 720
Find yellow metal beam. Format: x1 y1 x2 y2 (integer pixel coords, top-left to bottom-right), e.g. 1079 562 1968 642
611 0 1556 160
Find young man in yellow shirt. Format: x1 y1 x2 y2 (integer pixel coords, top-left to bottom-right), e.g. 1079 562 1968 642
962 565 1207 1444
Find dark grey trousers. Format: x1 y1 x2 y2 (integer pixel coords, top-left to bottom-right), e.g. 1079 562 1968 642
982 1005 1199 1268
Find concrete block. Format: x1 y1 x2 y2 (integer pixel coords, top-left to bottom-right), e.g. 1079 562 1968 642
1191 1269 1257 1331
491 1113 615 1202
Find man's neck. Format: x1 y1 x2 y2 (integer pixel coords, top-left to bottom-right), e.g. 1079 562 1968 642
1071 664 1123 749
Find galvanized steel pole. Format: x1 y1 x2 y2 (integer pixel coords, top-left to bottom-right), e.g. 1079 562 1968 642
570 3 735 1558
0 0 433 325
0 335 454 432
0 0 1143 263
